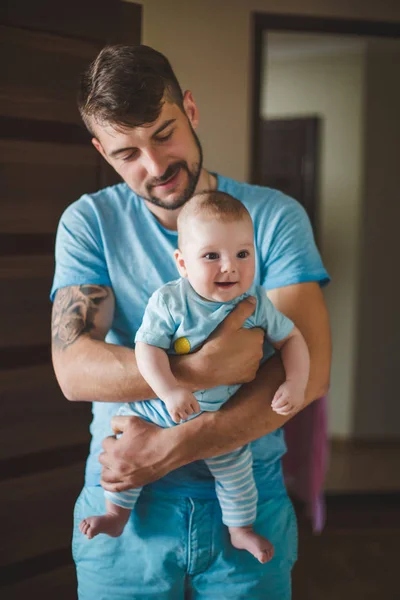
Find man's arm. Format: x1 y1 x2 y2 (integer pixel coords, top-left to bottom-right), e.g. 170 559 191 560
51 284 265 402
100 281 331 491
52 284 151 402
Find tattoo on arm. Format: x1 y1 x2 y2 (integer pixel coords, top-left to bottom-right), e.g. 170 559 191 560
52 285 109 349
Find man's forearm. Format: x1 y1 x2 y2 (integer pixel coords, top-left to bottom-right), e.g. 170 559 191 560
53 337 200 402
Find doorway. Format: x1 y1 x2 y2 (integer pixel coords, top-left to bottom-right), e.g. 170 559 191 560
251 13 400 597
251 11 400 455
259 116 320 236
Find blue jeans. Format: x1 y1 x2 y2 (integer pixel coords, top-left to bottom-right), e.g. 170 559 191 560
73 486 298 599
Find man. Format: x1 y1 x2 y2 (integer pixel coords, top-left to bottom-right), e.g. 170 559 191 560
51 44 331 599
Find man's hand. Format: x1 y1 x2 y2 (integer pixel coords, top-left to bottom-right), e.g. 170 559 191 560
99 415 177 492
196 296 264 388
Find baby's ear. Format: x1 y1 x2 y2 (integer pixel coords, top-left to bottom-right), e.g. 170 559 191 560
174 249 188 277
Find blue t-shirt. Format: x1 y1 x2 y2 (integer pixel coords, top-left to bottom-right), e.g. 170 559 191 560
135 279 294 413
51 174 330 498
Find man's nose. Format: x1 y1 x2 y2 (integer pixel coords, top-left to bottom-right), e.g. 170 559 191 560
142 148 167 179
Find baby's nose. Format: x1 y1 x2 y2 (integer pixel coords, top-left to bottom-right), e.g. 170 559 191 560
221 260 236 273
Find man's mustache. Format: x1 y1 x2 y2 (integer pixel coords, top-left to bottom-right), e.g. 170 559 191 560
148 161 188 188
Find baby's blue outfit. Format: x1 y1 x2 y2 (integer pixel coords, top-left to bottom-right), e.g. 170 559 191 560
51 173 330 599
105 279 294 527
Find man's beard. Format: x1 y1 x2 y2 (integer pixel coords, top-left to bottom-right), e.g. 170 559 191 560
144 126 203 211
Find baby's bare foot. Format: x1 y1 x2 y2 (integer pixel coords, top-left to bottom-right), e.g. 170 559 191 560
79 514 126 539
229 526 275 564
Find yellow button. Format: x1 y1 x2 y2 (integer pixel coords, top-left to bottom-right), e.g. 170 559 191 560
174 337 191 355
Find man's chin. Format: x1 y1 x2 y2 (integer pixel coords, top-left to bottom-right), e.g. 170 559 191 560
145 190 192 211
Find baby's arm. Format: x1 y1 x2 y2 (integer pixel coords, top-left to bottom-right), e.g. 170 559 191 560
135 342 200 423
270 326 310 416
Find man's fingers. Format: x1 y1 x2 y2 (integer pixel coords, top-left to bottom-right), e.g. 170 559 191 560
215 297 257 333
110 415 132 435
100 434 117 455
100 477 130 493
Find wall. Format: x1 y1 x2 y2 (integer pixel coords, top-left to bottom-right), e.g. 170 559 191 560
353 40 400 437
261 35 366 436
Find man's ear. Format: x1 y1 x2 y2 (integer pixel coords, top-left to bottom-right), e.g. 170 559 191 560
182 90 199 129
91 137 110 163
174 249 188 278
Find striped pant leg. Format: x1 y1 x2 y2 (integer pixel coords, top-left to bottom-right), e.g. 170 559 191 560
205 445 258 527
102 402 143 510
104 487 142 510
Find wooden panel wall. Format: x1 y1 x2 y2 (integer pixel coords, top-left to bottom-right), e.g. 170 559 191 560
0 1 142 596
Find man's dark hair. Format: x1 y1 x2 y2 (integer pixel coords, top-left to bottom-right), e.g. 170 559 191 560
78 44 184 135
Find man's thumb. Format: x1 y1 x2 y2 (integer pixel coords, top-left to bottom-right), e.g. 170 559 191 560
220 296 256 332
111 415 130 435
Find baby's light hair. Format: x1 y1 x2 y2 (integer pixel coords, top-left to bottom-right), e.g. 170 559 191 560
177 191 252 249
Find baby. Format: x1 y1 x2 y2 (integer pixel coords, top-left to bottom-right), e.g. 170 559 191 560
80 191 310 564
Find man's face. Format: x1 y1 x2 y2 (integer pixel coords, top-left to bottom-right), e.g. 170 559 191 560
91 93 203 211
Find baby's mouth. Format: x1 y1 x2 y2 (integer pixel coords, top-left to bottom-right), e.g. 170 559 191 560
215 282 238 288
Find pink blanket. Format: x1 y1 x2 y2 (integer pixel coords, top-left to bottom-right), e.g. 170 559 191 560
282 396 329 532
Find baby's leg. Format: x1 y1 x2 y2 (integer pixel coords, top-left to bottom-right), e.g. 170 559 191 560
80 488 141 539
205 447 274 564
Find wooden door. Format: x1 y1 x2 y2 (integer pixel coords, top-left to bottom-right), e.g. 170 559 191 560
259 117 320 237
0 2 142 596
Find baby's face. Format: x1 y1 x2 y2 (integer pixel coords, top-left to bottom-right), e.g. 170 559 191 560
176 216 255 302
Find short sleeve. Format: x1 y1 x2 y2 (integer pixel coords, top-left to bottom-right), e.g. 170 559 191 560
255 288 294 343
134 289 176 349
50 197 111 301
261 195 330 290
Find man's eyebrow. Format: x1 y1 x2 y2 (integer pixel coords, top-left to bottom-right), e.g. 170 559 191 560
152 118 176 137
109 146 135 158
109 119 176 158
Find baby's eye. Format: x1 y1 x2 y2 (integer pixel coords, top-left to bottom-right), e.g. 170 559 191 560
237 250 249 259
204 252 219 260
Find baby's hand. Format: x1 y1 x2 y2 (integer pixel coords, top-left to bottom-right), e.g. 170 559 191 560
164 388 201 424
271 381 305 416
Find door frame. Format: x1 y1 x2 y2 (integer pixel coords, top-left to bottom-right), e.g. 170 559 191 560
260 116 320 235
249 13 400 185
